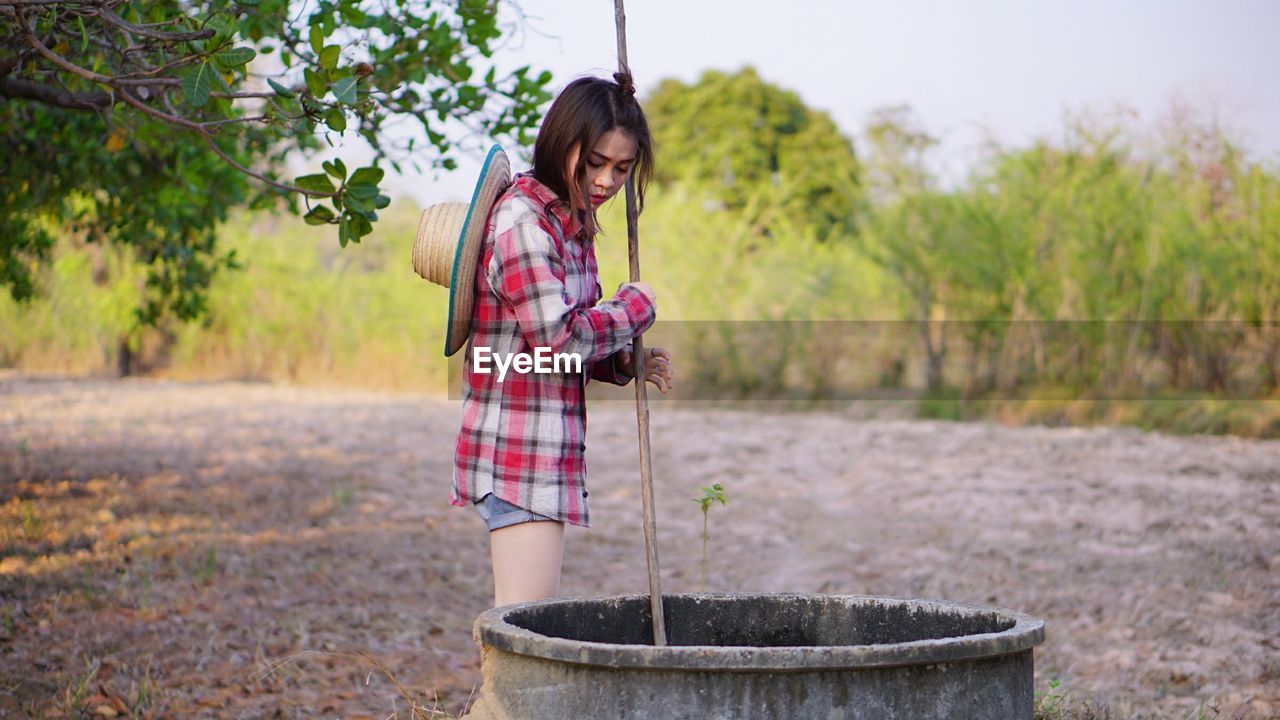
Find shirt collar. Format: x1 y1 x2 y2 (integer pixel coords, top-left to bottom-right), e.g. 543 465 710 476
513 172 585 240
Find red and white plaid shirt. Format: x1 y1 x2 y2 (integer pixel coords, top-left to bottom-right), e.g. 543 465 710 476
450 173 655 527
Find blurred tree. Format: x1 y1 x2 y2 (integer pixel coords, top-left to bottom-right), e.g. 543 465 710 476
856 105 955 392
644 67 862 241
0 0 551 326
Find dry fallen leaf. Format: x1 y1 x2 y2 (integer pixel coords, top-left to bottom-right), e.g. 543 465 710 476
105 129 127 154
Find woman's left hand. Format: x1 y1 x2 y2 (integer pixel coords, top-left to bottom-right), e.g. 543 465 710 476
618 346 674 394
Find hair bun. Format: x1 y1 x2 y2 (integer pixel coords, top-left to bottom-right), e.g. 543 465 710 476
613 71 636 98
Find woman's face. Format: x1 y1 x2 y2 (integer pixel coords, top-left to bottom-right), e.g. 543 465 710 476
566 129 638 208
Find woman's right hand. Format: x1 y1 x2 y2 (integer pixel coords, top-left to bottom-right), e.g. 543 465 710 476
622 281 656 305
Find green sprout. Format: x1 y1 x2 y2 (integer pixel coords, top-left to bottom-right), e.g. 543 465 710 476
691 483 728 592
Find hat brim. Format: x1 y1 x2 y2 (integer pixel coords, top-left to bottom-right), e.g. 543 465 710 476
445 145 512 357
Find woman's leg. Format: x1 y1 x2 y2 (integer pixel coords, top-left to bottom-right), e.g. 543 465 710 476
488 520 565 607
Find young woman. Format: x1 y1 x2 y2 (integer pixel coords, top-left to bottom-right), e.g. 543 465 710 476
450 73 674 608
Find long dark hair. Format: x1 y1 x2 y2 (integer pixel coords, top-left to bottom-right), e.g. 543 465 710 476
530 72 654 237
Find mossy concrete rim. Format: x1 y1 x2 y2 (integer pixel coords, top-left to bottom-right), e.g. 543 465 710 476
475 592 1046 672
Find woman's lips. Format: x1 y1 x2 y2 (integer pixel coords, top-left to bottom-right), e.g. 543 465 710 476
590 194 607 205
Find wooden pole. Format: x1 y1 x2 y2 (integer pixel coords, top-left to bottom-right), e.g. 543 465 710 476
613 0 667 648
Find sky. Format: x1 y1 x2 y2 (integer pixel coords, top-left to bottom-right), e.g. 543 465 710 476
330 0 1280 206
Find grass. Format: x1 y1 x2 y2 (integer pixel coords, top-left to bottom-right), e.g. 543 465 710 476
916 390 1280 440
21 500 43 541
331 483 354 509
1033 678 1230 720
248 650 474 719
1035 679 1112 720
37 655 162 720
196 544 217 588
89 641 475 718
60 659 101 713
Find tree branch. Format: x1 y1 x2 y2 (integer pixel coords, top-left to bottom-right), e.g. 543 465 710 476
18 8 335 199
113 51 203 79
199 133 336 197
18 9 113 84
0 73 111 109
0 0 106 5
202 114 267 128
91 7 213 42
112 82 202 129
211 90 279 99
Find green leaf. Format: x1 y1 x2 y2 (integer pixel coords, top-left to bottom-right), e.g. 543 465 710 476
332 76 357 105
210 68 232 92
303 68 326 97
243 17 263 43
309 25 324 55
267 78 295 98
349 167 383 186
338 216 349 247
343 193 373 213
294 173 335 194
325 108 346 132
206 15 236 47
213 46 256 69
340 5 369 26
349 214 373 240
346 183 377 199
303 204 336 224
374 194 391 209
236 0 260 6
322 159 347 181
77 16 88 53
181 62 214 108
319 44 341 70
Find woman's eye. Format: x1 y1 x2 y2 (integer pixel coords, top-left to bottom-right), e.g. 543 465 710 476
588 160 603 168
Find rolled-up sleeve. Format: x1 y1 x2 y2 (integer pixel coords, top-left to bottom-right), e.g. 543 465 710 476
489 219 655 365
588 342 635 386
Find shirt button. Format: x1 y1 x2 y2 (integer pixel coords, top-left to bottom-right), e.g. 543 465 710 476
583 490 589 497
579 442 586 452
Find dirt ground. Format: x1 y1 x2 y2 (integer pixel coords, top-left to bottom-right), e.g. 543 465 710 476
1 375 1277 719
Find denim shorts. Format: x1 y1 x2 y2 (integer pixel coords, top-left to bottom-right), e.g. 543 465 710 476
472 492 558 532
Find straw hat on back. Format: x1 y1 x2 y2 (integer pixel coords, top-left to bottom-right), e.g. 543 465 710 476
412 145 512 356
